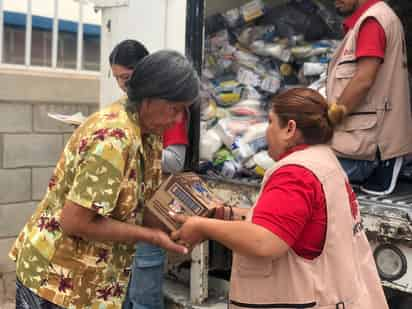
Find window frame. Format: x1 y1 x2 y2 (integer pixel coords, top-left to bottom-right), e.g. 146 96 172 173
0 0 100 73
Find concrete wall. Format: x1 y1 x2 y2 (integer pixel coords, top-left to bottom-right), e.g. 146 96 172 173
0 68 99 276
100 0 187 106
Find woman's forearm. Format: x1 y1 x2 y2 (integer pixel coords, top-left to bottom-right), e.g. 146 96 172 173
197 218 289 258
232 207 250 220
214 206 250 221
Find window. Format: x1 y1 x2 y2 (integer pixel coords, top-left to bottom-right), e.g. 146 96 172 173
1 1 101 72
31 28 52 67
83 34 100 71
3 25 26 65
57 30 77 69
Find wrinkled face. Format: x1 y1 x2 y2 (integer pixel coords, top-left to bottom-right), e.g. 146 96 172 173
139 99 190 135
266 110 297 161
111 64 133 92
335 0 360 16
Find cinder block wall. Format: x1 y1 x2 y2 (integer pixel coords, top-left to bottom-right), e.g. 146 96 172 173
0 68 99 275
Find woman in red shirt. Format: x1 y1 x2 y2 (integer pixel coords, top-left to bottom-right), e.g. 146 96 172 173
171 88 387 308
173 88 342 259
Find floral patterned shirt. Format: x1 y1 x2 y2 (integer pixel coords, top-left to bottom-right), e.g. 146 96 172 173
9 98 163 309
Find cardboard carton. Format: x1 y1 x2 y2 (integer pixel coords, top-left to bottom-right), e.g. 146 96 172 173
146 172 217 232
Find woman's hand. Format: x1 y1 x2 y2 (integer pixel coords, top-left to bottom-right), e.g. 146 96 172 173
170 211 290 258
170 213 206 249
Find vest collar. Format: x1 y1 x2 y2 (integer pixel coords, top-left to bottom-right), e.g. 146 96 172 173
278 144 309 160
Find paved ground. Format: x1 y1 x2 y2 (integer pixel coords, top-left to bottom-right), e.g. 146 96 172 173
0 272 16 309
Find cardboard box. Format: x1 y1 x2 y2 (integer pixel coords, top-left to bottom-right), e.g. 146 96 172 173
146 172 217 232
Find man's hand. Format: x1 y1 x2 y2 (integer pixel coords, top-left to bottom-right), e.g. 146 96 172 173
170 213 206 249
152 229 188 255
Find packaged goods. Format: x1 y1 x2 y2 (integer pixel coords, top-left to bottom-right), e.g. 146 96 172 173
146 173 217 232
237 67 261 87
303 62 327 76
221 160 242 178
260 73 281 93
240 0 265 23
199 0 340 180
251 41 292 63
200 128 223 161
253 151 275 170
222 8 241 28
231 137 255 163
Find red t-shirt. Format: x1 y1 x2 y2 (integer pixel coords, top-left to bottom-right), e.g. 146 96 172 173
163 113 188 148
252 145 327 260
343 0 386 60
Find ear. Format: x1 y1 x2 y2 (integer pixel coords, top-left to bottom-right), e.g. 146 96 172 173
286 120 304 145
286 119 297 136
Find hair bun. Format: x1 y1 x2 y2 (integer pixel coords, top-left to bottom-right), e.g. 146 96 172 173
327 102 347 126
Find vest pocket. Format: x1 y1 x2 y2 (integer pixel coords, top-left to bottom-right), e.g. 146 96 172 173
237 255 273 277
230 299 317 308
335 62 356 79
342 114 377 131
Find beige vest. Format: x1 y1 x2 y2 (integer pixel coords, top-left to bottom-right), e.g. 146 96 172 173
326 1 412 160
229 146 388 309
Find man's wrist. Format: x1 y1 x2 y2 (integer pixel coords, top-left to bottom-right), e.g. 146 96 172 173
139 226 160 246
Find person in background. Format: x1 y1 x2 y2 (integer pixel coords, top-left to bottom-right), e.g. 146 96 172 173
109 40 189 309
326 0 412 195
10 50 198 309
110 40 189 175
171 88 389 309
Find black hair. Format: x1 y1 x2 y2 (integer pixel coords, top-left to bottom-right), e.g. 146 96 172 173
109 39 149 69
126 50 200 111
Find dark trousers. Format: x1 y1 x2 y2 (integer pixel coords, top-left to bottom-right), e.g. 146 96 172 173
16 278 64 309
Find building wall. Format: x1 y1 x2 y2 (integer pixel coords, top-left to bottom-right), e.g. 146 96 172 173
3 11 101 71
99 0 187 106
0 68 99 276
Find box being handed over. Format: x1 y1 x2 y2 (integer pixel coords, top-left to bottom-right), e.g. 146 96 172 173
146 172 217 232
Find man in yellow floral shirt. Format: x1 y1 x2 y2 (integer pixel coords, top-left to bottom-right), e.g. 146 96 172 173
10 50 199 309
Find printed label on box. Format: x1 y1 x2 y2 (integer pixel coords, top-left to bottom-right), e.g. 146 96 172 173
146 173 217 231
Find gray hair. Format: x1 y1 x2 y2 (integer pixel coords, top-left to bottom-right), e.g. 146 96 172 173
126 50 200 112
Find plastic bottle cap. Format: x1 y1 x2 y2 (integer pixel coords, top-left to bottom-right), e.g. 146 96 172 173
280 64 293 76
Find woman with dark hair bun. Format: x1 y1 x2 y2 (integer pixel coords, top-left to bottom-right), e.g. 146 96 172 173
10 50 198 309
171 88 388 309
